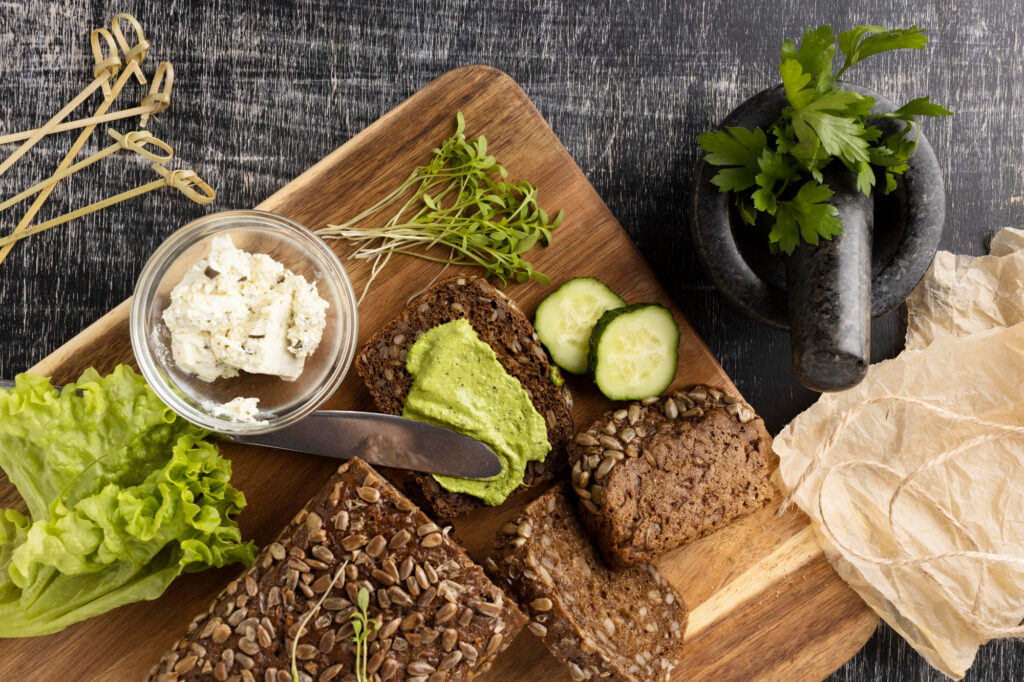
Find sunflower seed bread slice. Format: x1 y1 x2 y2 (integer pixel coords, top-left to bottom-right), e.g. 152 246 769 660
146 458 526 682
571 385 774 567
355 275 574 519
486 486 686 682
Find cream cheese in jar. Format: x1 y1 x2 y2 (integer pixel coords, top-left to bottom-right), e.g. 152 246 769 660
162 234 329 420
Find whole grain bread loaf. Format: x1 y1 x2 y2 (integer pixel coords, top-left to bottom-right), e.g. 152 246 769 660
486 486 686 682
355 275 574 519
570 384 774 567
146 458 525 682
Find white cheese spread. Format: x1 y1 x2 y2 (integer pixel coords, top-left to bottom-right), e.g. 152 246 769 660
162 233 329 421
207 397 265 424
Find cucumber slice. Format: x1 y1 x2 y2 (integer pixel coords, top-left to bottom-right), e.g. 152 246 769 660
534 278 626 374
588 304 680 400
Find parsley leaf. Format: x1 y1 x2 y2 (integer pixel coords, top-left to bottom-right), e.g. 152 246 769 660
751 148 799 215
697 126 769 192
770 181 842 253
837 26 928 77
855 162 875 195
781 25 836 94
790 88 874 165
779 59 815 108
876 95 953 121
699 24 951 254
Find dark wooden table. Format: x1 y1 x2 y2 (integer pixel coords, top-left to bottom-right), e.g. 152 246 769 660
0 1 1019 679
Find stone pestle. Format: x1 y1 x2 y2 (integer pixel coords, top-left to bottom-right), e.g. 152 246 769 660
785 165 872 392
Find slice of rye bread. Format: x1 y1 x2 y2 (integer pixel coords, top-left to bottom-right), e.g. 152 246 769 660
570 384 774 567
355 275 574 519
486 486 686 682
146 458 526 682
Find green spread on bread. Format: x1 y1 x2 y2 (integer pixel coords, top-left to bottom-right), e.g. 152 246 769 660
402 318 550 505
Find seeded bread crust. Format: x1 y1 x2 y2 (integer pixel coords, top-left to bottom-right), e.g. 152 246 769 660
570 384 774 567
146 458 526 682
486 486 686 682
355 275 574 519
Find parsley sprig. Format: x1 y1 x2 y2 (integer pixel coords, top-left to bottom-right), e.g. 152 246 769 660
698 25 951 254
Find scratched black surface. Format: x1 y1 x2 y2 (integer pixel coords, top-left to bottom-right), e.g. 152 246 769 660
0 1 1019 680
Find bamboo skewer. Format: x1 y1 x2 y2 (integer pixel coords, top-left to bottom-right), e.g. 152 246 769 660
0 13 208 269
91 22 121 99
0 163 215 249
0 26 130 172
0 58 172 145
0 100 168 145
140 62 173 128
0 68 113 178
0 22 149 267
0 130 173 213
111 13 149 85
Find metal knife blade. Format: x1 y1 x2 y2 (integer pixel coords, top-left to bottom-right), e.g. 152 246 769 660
231 410 502 479
0 379 503 480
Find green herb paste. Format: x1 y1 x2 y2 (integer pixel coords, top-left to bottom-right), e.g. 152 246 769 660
402 319 550 505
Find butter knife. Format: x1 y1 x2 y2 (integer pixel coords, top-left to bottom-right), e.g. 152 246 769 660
231 410 502 479
0 379 502 480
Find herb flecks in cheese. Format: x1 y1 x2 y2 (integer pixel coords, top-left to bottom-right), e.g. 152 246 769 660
162 234 329 385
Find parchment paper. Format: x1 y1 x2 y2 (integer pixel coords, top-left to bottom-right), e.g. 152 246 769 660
774 229 1024 679
906 228 1024 350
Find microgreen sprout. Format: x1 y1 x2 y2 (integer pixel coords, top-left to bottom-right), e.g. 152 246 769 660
291 561 348 682
350 587 379 682
317 112 562 302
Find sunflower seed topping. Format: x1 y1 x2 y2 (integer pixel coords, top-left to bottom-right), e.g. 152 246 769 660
663 398 679 419
389 529 412 549
401 612 424 631
435 601 458 623
211 623 231 644
479 600 505 618
357 486 380 503
341 533 367 552
149 457 529 682
595 457 616 480
485 632 504 656
366 534 387 558
372 568 397 586
530 597 553 611
628 404 642 424
417 522 440 537
459 640 479 666
421 532 444 548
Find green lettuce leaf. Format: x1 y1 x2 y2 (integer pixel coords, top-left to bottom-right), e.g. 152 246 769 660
0 365 254 637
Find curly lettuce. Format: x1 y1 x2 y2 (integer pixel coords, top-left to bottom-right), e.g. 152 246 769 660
0 365 254 637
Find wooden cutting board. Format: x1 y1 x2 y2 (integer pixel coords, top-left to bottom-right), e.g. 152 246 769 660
0 66 877 681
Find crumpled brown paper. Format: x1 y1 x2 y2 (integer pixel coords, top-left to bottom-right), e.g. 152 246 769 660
774 229 1024 679
906 228 1024 350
